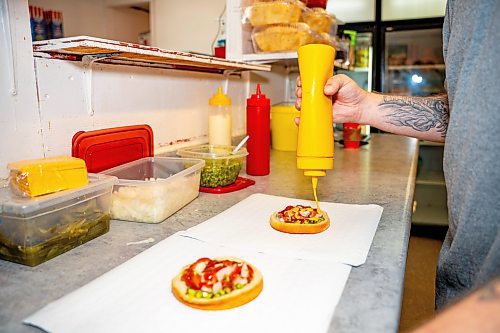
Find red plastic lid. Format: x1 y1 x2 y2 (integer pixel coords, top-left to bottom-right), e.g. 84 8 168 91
247 84 270 107
72 125 154 173
199 176 256 194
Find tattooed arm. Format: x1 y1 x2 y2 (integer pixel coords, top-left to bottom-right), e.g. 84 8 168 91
295 74 450 142
370 94 449 142
411 277 500 333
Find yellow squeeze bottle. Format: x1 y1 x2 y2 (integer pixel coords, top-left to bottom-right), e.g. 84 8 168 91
297 44 335 211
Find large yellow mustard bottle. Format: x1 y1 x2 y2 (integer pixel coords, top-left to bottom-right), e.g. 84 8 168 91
297 44 335 210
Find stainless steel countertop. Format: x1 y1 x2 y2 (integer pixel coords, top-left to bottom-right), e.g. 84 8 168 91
0 134 418 333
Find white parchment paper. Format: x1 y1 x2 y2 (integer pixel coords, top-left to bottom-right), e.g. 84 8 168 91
25 234 351 333
180 193 384 266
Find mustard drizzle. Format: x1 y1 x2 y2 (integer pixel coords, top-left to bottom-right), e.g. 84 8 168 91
311 176 321 213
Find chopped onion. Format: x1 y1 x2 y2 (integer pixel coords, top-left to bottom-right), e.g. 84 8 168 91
234 277 248 286
241 264 249 278
216 265 235 281
213 281 222 293
194 261 207 274
299 210 311 217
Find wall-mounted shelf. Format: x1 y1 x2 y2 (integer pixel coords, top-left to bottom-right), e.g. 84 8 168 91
242 51 298 64
33 36 271 74
242 52 351 70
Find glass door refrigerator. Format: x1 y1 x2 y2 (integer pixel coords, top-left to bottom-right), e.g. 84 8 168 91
380 21 448 226
330 1 448 225
382 25 445 96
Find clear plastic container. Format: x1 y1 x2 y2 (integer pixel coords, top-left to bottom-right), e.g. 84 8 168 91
302 8 335 33
246 0 305 27
177 145 248 188
315 32 335 47
0 173 117 266
252 23 314 52
100 157 205 224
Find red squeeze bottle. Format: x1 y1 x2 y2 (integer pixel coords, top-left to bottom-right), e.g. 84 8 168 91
246 84 270 176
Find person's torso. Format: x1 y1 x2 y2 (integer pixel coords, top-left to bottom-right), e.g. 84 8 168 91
438 0 500 306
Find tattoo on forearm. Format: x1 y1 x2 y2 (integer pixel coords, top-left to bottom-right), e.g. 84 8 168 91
379 94 449 138
478 277 500 302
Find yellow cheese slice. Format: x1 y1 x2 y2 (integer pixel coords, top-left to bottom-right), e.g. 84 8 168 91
8 156 88 197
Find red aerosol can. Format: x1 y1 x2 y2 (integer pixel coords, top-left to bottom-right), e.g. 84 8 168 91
246 84 270 176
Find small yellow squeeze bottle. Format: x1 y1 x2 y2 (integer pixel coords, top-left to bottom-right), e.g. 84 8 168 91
296 44 336 211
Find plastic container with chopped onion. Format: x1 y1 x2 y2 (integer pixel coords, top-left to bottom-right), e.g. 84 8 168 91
100 157 205 224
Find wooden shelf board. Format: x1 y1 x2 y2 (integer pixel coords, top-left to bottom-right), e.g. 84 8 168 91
33 36 271 73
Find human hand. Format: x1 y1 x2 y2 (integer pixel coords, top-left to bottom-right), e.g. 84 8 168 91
295 74 369 124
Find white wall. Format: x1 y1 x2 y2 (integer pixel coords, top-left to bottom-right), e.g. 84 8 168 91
0 0 288 180
382 0 446 21
32 57 286 159
28 0 150 43
327 0 375 23
33 58 243 157
327 0 446 23
151 0 225 55
0 0 43 179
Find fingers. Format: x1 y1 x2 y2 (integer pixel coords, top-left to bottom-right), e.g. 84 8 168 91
295 86 302 98
324 74 352 96
295 75 302 110
294 75 302 116
295 77 302 100
295 97 301 111
294 117 300 126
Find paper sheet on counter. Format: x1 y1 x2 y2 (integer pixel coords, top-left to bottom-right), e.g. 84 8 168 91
24 234 351 333
180 193 384 266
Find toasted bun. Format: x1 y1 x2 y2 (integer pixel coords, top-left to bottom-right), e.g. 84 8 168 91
270 210 330 234
171 257 263 310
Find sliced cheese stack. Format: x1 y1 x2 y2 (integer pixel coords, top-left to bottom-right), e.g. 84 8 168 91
8 156 88 197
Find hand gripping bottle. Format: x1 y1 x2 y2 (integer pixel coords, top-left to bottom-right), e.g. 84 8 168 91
297 44 335 208
246 84 270 176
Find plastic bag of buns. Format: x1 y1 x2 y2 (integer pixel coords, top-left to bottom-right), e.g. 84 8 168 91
302 7 335 33
245 0 306 27
252 23 314 52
